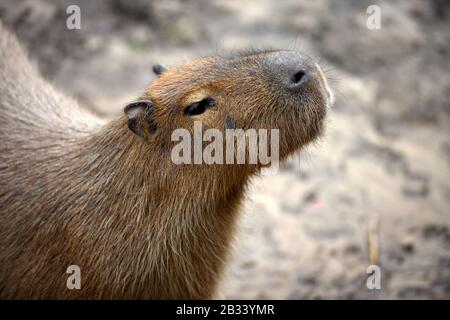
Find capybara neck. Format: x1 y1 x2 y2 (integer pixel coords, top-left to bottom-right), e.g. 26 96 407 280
44 116 249 298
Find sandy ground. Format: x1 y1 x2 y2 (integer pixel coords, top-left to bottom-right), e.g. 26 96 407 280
1 0 449 299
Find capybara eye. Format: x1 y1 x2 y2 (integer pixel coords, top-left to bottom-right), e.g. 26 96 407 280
184 97 215 116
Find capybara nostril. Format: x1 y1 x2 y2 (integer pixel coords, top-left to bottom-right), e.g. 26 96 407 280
263 51 314 89
290 70 307 86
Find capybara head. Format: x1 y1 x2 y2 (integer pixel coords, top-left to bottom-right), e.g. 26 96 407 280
124 50 334 165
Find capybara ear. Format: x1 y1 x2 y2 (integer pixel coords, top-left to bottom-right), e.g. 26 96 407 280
152 64 167 76
124 100 157 138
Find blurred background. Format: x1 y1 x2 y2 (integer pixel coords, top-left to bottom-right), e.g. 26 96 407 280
1 0 448 299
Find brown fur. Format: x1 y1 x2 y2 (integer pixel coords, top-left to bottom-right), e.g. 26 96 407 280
0 23 332 299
